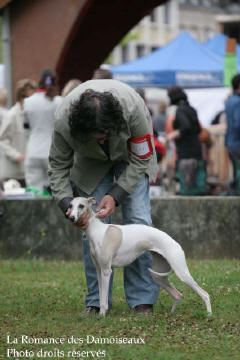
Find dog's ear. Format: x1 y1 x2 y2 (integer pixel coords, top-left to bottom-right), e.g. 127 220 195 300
87 197 97 206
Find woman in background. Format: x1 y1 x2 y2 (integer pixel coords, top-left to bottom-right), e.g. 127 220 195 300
166 86 205 195
0 80 36 186
23 69 62 193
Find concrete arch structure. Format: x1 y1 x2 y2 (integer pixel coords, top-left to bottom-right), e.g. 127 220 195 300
0 0 167 98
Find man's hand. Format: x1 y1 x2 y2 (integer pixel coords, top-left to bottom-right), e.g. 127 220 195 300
166 130 180 142
96 195 116 219
66 208 90 230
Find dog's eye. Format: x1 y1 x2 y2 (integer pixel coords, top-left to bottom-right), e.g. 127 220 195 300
79 204 84 209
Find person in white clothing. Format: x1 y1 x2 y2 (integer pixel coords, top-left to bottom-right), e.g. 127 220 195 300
0 80 37 186
23 69 62 192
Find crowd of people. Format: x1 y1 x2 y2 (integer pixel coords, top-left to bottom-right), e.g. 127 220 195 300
0 70 240 197
145 75 240 197
0 69 81 195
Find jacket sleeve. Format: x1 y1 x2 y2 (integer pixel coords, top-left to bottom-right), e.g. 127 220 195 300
0 113 22 161
110 103 156 201
48 129 74 209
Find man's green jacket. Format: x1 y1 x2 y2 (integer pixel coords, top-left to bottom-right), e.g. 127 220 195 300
48 80 157 210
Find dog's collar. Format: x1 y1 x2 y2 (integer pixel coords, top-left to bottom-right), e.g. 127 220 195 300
95 208 106 216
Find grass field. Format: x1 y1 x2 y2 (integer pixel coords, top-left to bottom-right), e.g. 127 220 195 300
0 259 239 360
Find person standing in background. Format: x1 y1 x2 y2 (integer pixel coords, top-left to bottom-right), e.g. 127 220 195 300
61 79 81 97
153 100 168 134
92 68 113 80
166 86 205 195
225 74 240 195
23 69 62 193
0 80 37 186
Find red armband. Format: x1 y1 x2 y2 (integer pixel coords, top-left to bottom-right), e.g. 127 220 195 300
128 134 153 159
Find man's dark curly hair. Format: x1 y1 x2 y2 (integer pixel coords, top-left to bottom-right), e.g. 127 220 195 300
68 89 126 141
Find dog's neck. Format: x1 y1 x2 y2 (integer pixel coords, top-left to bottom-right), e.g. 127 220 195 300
87 208 103 226
84 209 106 239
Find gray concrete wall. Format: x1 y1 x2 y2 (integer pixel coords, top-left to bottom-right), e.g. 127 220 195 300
0 197 239 260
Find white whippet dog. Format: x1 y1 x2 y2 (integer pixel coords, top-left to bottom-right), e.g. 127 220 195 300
69 197 212 316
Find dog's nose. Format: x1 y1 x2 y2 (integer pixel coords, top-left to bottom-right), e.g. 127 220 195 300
69 215 75 223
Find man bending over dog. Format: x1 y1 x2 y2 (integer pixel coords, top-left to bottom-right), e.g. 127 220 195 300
48 79 160 315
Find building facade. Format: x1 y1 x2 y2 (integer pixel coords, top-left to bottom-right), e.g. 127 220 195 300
112 0 179 65
111 0 239 65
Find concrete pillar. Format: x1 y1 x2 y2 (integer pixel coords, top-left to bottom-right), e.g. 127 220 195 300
112 45 122 65
127 40 137 62
170 0 179 33
142 14 152 56
157 6 166 45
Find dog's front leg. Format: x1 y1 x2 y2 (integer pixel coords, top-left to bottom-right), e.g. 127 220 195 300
99 267 112 316
93 260 103 310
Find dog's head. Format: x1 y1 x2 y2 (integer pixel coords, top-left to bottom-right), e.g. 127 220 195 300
68 197 96 223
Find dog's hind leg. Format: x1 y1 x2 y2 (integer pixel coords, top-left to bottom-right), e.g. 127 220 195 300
162 246 212 314
175 269 212 314
149 269 183 313
149 252 183 313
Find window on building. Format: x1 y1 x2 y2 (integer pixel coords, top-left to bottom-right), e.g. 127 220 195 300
165 3 170 24
204 28 214 41
202 0 211 6
210 0 220 6
189 0 199 5
122 45 129 63
190 26 199 40
150 9 157 23
136 45 145 58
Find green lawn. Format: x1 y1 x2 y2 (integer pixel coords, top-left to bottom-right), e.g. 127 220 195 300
0 259 239 360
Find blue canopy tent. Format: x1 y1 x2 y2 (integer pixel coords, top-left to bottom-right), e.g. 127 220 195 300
111 31 224 88
204 33 240 65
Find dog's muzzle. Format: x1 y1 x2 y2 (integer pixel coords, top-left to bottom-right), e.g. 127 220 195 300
69 215 76 223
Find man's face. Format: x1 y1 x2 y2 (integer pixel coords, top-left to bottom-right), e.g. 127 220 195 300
91 132 109 144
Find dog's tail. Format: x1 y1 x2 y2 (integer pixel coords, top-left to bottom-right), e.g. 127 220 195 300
149 250 172 277
148 268 172 277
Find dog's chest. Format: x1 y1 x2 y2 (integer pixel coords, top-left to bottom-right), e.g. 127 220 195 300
86 227 106 259
88 237 101 258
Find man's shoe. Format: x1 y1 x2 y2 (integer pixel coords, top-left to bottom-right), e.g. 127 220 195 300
134 304 153 314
